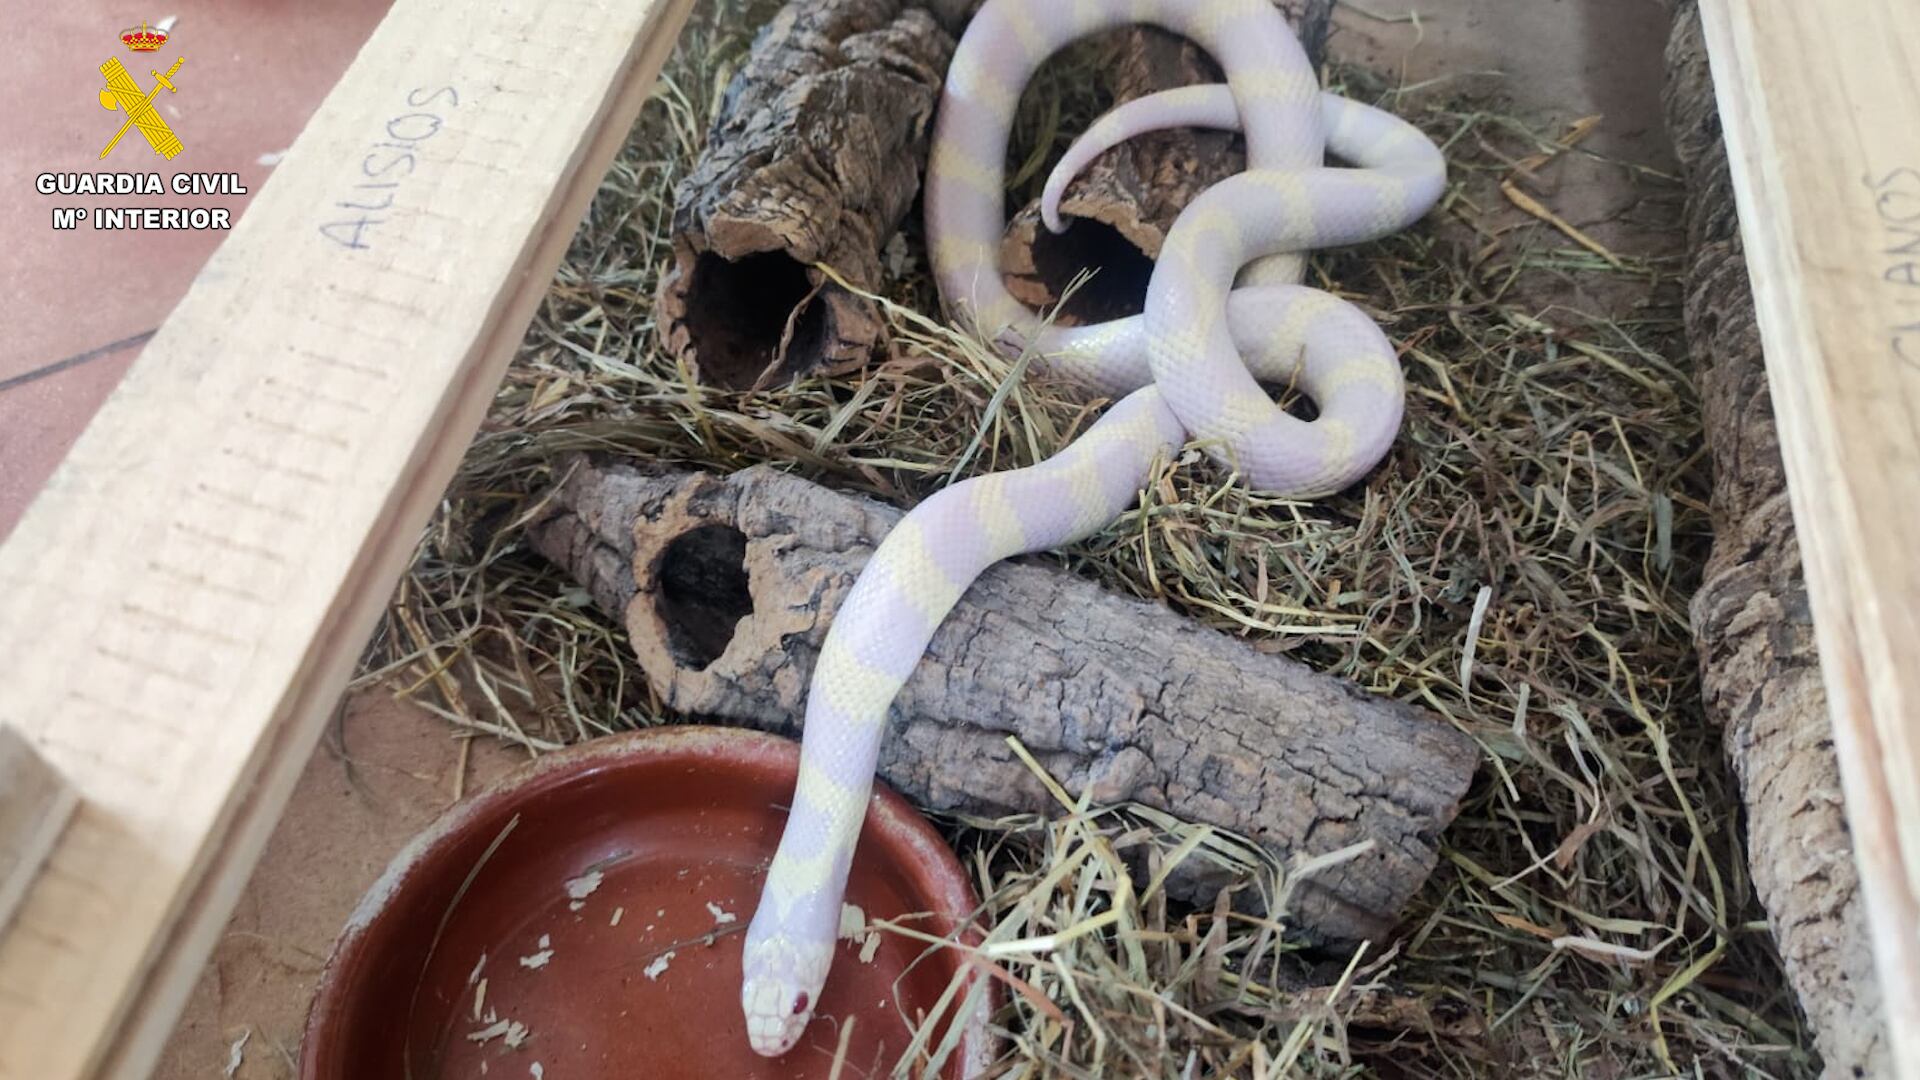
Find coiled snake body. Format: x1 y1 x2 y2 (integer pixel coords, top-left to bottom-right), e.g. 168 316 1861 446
740 0 1446 1056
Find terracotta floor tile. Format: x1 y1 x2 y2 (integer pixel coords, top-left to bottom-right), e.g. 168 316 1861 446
149 690 524 1080
0 342 143 538
3 0 394 539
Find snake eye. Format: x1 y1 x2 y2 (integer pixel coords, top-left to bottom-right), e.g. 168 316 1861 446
792 992 809 1015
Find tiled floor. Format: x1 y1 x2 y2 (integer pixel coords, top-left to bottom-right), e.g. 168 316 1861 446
2 0 395 539
149 689 525 1080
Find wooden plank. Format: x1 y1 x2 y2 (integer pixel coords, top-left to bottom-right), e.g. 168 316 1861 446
1695 3 1920 1075
0 0 694 1073
0 728 78 936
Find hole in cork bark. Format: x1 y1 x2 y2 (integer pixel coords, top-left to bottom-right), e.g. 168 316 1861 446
1025 214 1323 423
1027 217 1155 325
1275 390 1320 423
656 524 753 671
1253 354 1321 424
682 251 814 389
784 284 832 378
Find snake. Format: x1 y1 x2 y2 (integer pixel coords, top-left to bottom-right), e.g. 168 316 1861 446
738 0 1447 1057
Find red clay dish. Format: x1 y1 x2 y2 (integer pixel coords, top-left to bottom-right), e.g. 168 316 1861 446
300 725 998 1078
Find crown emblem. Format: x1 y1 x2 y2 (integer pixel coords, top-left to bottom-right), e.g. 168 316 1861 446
120 21 168 52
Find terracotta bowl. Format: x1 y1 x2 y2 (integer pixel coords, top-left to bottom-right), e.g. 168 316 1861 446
300 725 997 1079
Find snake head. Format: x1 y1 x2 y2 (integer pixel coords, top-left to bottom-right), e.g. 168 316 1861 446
740 917 834 1057
740 974 815 1057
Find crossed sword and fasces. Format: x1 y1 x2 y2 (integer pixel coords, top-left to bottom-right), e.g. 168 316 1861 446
99 55 184 160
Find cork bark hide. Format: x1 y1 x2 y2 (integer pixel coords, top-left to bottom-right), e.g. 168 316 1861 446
654 0 957 390
1663 5 1888 1076
999 0 1335 325
526 456 1479 945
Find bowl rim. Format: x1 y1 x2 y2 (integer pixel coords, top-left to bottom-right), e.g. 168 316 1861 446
299 723 1001 1078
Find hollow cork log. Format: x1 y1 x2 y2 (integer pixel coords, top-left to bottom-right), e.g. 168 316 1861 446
999 0 1335 325
526 455 1479 944
1662 5 1888 1076
654 0 957 391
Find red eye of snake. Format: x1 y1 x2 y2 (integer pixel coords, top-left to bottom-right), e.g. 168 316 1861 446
792 993 809 1015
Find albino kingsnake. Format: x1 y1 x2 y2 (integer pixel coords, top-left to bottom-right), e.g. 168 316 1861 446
739 0 1447 1056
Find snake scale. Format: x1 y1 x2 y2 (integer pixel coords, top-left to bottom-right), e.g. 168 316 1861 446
739 0 1446 1056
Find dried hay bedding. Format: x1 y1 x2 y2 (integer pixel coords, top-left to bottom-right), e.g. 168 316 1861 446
355 4 1811 1076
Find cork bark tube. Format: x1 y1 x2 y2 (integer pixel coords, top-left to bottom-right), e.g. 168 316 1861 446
655 0 1336 385
654 0 959 390
1663 4 1887 1075
527 456 1479 945
999 0 1335 323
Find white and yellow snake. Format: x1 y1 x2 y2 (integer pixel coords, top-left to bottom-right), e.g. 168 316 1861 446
739 0 1446 1055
